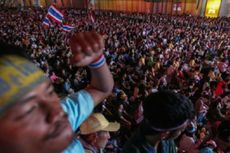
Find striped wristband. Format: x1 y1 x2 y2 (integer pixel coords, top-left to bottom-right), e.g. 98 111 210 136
88 54 106 69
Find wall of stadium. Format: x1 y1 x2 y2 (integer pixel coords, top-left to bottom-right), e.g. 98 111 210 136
26 0 200 15
95 0 199 15
13 0 230 17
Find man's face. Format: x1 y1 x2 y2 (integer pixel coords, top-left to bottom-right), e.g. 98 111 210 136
0 81 73 153
95 131 110 149
166 123 188 140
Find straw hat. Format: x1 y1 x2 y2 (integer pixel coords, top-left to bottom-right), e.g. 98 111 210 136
80 113 120 135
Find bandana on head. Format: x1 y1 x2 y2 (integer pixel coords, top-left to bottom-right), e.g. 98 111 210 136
0 55 47 115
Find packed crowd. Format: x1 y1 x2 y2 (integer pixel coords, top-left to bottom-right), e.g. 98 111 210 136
0 7 230 153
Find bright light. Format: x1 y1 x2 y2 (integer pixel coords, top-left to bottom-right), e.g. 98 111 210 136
205 0 222 17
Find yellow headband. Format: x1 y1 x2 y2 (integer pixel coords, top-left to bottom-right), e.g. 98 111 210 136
0 55 47 114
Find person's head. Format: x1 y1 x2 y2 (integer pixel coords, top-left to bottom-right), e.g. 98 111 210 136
0 42 73 153
142 90 194 141
117 90 128 102
80 113 120 149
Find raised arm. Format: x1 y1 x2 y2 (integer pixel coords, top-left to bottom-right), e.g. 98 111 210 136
70 31 114 106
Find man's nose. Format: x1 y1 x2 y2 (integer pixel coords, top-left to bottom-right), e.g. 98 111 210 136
46 102 64 123
40 96 64 123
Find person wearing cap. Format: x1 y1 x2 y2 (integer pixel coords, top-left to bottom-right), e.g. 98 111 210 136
79 113 120 153
122 90 194 153
0 31 114 153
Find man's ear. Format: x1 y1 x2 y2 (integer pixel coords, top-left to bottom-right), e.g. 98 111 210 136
160 131 170 140
91 133 97 139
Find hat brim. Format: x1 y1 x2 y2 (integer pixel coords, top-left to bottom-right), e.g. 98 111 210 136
103 122 120 132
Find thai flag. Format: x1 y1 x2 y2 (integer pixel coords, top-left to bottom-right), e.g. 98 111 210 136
62 24 75 32
47 5 64 24
42 17 50 27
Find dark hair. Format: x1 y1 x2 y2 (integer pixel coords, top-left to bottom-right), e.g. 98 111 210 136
218 120 230 142
0 42 28 58
143 90 194 129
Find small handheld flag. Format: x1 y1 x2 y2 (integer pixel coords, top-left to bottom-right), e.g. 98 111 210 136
42 17 50 27
62 24 75 32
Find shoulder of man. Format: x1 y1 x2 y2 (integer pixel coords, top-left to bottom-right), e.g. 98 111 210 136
122 144 148 153
122 137 154 153
122 128 154 153
160 140 177 153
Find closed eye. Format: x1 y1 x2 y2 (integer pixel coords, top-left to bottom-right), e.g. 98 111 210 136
15 105 38 121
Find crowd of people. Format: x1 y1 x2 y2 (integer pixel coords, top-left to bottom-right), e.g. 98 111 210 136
0 7 230 153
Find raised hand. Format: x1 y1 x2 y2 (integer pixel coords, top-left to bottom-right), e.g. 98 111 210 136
69 31 104 67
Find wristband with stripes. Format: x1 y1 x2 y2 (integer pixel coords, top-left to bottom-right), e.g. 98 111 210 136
88 54 105 69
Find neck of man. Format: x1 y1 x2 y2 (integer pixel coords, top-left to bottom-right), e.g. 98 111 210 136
145 135 161 151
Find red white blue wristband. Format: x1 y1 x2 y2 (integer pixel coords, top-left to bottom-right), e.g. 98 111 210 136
88 54 106 69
